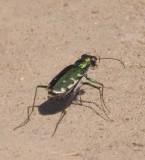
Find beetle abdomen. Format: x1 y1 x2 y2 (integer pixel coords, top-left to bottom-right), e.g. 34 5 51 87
50 66 84 94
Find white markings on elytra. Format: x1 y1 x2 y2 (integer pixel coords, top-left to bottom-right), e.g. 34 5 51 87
77 73 83 77
52 74 84 93
52 88 66 94
67 83 75 89
67 77 78 89
70 77 77 81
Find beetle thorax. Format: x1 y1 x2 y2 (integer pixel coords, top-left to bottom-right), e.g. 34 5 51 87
75 57 92 70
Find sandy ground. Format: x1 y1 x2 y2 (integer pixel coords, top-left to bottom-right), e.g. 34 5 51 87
0 0 145 160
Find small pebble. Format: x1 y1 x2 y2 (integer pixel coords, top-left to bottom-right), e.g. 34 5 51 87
20 77 24 81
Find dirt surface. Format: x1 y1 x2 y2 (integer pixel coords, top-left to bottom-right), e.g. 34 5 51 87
0 0 145 160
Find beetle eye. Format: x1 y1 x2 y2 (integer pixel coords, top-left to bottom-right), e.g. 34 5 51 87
92 56 97 62
91 56 97 66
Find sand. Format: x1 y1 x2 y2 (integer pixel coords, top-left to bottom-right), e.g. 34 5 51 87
0 0 145 160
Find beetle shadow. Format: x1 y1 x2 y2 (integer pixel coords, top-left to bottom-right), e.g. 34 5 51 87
38 90 85 115
36 89 110 136
37 89 107 121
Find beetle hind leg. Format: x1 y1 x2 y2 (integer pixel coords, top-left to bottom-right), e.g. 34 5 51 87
13 85 48 130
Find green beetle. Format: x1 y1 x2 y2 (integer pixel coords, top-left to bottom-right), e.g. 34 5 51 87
48 54 97 95
14 54 124 134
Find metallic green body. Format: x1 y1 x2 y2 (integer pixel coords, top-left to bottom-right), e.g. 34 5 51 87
48 54 97 95
51 66 84 93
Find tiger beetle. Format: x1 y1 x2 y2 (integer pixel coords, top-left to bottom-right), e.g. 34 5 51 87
14 54 125 135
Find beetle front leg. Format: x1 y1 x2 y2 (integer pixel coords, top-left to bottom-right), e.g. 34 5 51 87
83 78 113 122
85 77 110 113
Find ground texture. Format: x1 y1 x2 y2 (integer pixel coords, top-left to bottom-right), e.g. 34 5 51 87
0 0 145 160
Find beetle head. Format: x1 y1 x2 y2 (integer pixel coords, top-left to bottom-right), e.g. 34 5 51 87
81 54 97 67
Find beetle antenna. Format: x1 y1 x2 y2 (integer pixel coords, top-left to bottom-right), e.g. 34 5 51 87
99 57 125 68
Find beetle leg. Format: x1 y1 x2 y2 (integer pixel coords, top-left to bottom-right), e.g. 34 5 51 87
77 88 83 105
51 110 66 137
13 85 48 130
85 77 110 113
83 80 113 122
